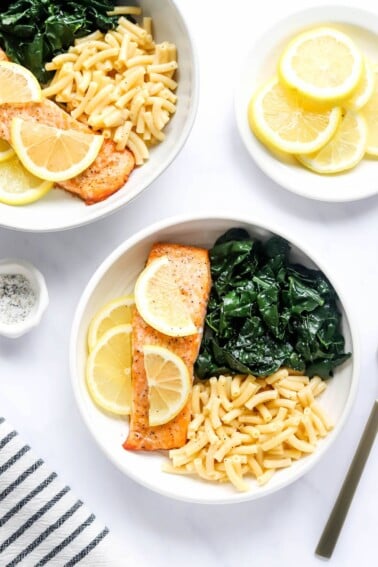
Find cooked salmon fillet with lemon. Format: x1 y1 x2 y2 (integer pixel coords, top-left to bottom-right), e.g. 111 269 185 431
0 100 88 140
0 100 135 203
58 139 134 204
124 243 211 451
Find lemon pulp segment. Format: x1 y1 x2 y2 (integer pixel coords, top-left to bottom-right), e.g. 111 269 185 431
143 344 191 426
134 255 197 337
249 77 341 154
11 118 103 182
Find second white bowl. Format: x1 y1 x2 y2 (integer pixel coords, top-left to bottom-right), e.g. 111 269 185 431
70 213 358 504
0 0 199 232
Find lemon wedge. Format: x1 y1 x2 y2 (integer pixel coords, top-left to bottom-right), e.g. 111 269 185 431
143 345 191 426
0 139 15 163
279 27 363 104
297 110 367 174
249 77 341 154
0 61 41 104
86 324 132 415
134 255 197 337
0 158 53 205
362 68 378 156
345 60 375 111
11 118 103 182
87 295 135 352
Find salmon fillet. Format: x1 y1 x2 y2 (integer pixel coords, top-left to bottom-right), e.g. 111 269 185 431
0 100 89 141
124 243 211 451
0 48 9 61
57 139 134 204
0 100 135 203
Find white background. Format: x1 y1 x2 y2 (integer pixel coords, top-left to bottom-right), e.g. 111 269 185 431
1 0 377 565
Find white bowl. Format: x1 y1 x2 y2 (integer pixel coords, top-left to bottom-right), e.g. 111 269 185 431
70 214 358 504
0 0 198 232
235 5 378 202
0 258 49 338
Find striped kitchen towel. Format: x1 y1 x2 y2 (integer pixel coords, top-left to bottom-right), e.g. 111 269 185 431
0 417 132 566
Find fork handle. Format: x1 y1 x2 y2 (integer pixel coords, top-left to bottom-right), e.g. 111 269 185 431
315 399 378 559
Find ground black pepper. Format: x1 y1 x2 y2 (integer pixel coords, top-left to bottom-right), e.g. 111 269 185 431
0 274 36 325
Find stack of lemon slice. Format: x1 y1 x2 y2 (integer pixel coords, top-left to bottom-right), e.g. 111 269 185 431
249 27 378 174
0 62 51 205
86 296 135 415
0 61 103 206
86 257 194 425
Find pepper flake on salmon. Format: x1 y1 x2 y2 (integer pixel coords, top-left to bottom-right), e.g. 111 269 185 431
124 243 211 451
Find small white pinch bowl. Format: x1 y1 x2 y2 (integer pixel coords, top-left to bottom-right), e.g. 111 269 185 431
235 5 378 202
0 259 49 338
70 214 358 504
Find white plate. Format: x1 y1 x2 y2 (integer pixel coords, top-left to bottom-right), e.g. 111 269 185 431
70 214 358 504
235 5 378 202
0 0 198 231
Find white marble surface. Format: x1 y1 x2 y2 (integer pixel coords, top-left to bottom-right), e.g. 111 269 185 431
1 0 378 565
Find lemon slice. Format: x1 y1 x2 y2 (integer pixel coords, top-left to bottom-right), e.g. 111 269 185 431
0 157 53 205
297 111 367 174
143 345 191 426
11 118 104 182
86 324 132 415
0 61 41 104
134 255 197 337
87 295 135 352
0 139 15 163
279 27 363 104
249 77 341 154
345 60 375 111
362 68 378 156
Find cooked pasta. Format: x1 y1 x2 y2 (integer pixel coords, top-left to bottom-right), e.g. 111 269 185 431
164 370 333 492
42 10 178 165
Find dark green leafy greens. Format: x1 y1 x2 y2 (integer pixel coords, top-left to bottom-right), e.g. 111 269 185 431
0 1 133 83
195 229 351 380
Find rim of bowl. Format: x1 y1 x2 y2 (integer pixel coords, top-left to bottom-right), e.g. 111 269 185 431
70 212 360 504
0 0 199 233
234 4 378 203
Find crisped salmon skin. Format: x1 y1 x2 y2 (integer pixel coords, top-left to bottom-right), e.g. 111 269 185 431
124 243 211 451
0 100 135 203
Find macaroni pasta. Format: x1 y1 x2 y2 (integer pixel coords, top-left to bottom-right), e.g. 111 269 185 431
43 11 178 165
164 369 333 491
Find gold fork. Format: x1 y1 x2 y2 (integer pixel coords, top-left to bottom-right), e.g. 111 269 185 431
316 400 378 558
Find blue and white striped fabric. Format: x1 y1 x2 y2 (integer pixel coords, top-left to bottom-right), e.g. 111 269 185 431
0 417 129 566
